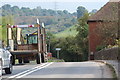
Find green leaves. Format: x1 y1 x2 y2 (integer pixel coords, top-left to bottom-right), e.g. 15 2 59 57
75 12 89 61
47 12 90 61
0 15 14 43
77 6 88 19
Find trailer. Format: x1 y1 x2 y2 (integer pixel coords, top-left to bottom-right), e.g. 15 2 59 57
6 19 47 65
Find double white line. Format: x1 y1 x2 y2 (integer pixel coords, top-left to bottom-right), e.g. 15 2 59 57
9 62 53 78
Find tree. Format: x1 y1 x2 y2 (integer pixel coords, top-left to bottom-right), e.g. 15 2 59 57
2 4 11 10
77 6 88 19
76 13 89 60
51 37 82 62
63 10 69 14
11 6 20 16
90 9 97 14
0 15 14 44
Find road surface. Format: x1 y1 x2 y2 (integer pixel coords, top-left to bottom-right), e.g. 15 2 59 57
2 61 113 78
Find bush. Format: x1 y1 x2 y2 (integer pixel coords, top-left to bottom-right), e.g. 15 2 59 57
96 45 106 51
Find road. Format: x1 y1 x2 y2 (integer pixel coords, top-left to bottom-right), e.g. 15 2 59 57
2 61 113 78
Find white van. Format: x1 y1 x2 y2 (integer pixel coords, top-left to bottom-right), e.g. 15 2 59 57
0 56 2 80
0 48 12 74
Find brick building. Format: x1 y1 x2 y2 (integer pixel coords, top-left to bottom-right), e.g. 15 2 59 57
87 1 119 59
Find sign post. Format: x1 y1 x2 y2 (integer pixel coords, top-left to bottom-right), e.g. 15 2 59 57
56 48 61 59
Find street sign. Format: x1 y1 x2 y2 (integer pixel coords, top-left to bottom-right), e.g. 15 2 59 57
55 48 61 59
56 48 61 51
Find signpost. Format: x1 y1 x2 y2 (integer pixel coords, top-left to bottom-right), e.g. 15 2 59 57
56 48 61 59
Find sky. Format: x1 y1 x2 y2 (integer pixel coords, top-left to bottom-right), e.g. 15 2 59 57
1 0 110 13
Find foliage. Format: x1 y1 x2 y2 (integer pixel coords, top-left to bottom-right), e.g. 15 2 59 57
1 4 77 33
47 57 64 62
47 13 90 62
0 15 14 44
75 13 89 61
1 4 92 62
77 6 88 19
96 45 106 51
106 39 120 49
48 37 83 62
90 9 97 14
55 25 78 38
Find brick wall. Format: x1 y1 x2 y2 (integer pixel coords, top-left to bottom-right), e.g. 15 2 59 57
94 47 119 60
88 21 102 53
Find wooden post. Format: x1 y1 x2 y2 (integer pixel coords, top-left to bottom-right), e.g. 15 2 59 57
37 24 42 53
42 27 46 53
6 24 11 47
6 24 9 47
37 21 42 63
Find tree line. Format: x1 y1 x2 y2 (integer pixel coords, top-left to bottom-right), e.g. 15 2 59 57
1 4 97 34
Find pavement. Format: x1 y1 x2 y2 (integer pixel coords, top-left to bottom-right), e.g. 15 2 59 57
2 61 113 78
95 60 119 78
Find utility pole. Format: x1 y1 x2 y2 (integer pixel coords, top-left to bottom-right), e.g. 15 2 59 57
37 19 42 64
54 1 58 21
57 50 59 59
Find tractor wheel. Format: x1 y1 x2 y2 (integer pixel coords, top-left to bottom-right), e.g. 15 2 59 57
36 53 41 64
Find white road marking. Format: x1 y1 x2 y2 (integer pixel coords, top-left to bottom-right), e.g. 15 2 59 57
16 62 53 78
9 62 53 78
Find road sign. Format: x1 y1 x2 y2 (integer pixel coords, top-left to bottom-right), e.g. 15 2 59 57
56 48 61 51
55 48 61 59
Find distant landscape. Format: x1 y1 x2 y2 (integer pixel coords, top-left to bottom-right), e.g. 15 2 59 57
1 4 97 35
1 4 77 34
0 3 98 62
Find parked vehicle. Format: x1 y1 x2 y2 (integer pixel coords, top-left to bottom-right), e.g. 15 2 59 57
0 48 12 74
0 56 2 79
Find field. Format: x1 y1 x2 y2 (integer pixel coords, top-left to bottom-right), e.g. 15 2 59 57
55 26 78 38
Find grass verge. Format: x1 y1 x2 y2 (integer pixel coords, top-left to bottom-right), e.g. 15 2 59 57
48 57 64 62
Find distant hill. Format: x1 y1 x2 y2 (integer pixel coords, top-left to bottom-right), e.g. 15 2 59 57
1 4 97 34
1 4 77 33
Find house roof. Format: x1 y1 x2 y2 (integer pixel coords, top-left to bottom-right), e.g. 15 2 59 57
88 1 120 22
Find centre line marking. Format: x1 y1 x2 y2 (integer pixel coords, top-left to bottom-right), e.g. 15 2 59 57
9 62 52 78
16 62 53 78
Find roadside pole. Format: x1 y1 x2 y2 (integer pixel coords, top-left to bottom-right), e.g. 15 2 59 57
37 19 42 64
57 50 59 59
56 48 61 59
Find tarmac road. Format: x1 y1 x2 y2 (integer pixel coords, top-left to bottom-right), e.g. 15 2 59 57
2 61 113 78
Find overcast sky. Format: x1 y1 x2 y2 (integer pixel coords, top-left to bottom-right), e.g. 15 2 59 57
1 0 109 13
